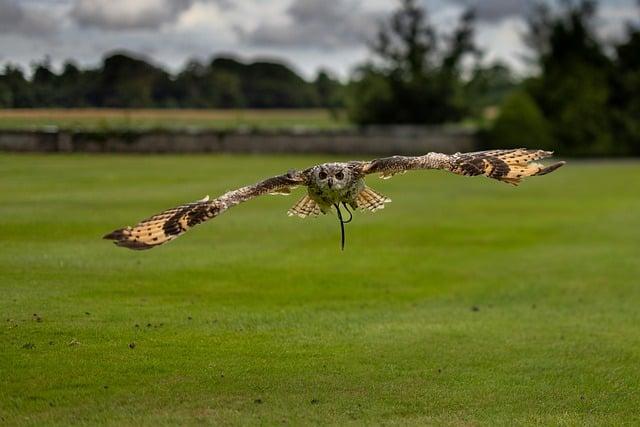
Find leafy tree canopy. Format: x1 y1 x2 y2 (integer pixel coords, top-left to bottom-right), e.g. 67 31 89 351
347 0 479 125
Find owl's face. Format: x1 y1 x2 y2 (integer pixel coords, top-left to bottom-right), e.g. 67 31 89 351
312 163 352 191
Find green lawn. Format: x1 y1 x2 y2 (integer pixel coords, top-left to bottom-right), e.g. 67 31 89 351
1 154 639 425
0 109 348 131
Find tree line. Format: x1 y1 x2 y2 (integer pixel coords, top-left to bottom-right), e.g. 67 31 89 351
0 55 343 110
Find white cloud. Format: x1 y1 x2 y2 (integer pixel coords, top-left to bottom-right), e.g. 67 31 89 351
70 0 197 30
598 1 640 38
0 0 59 35
451 0 531 23
476 17 529 72
0 0 636 79
242 0 381 49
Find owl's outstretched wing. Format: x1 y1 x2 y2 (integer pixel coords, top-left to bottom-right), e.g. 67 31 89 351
360 149 565 185
104 170 306 250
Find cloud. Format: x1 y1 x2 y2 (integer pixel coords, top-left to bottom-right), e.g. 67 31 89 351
70 0 198 30
475 17 528 72
0 0 57 35
243 0 381 49
451 0 531 23
0 0 636 81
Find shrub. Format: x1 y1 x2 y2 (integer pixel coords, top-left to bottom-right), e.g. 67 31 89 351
485 91 554 151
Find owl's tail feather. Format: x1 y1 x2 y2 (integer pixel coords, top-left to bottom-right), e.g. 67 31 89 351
355 187 391 212
287 195 323 218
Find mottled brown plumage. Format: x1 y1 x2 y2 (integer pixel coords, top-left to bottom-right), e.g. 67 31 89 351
104 149 565 250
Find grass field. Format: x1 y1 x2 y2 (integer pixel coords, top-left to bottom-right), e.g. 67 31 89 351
0 109 348 131
1 154 639 425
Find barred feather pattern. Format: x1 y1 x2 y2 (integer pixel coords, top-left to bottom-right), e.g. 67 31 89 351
103 196 224 250
104 172 304 250
287 195 322 218
361 149 565 186
447 149 565 185
355 187 391 212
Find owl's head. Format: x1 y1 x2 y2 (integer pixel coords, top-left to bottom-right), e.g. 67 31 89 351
312 163 352 190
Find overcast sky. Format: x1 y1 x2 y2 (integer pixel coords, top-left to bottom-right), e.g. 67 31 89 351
0 0 637 79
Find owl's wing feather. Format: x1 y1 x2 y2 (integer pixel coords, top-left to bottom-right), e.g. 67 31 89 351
361 149 565 185
104 171 305 250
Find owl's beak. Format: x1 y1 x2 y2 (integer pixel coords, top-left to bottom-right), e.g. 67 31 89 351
327 178 334 188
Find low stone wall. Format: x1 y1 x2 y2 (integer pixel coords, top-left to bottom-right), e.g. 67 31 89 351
0 127 478 155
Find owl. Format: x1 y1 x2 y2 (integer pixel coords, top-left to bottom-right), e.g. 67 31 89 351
104 149 565 250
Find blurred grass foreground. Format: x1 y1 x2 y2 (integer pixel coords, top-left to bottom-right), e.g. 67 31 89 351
2 154 640 425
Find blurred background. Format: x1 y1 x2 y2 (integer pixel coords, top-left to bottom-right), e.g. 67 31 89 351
0 0 638 156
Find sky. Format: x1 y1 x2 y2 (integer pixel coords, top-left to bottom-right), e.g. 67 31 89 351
0 0 637 79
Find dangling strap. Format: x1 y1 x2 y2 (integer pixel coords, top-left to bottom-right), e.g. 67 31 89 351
334 203 351 251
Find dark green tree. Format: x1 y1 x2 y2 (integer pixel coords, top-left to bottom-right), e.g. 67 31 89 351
56 62 90 107
610 18 640 155
31 60 57 107
96 54 171 108
524 0 614 155
210 58 319 109
464 62 517 119
314 70 343 108
0 65 33 107
0 81 12 107
485 91 554 150
347 0 478 125
173 61 211 107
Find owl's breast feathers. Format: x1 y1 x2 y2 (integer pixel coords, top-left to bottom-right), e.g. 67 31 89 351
307 176 364 207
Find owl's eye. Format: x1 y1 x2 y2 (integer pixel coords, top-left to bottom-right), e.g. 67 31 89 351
335 171 344 180
318 170 328 179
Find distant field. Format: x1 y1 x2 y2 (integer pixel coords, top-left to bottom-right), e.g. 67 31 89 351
1 155 640 425
0 109 349 131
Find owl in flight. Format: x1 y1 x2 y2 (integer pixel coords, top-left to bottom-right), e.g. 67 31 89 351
104 149 565 250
